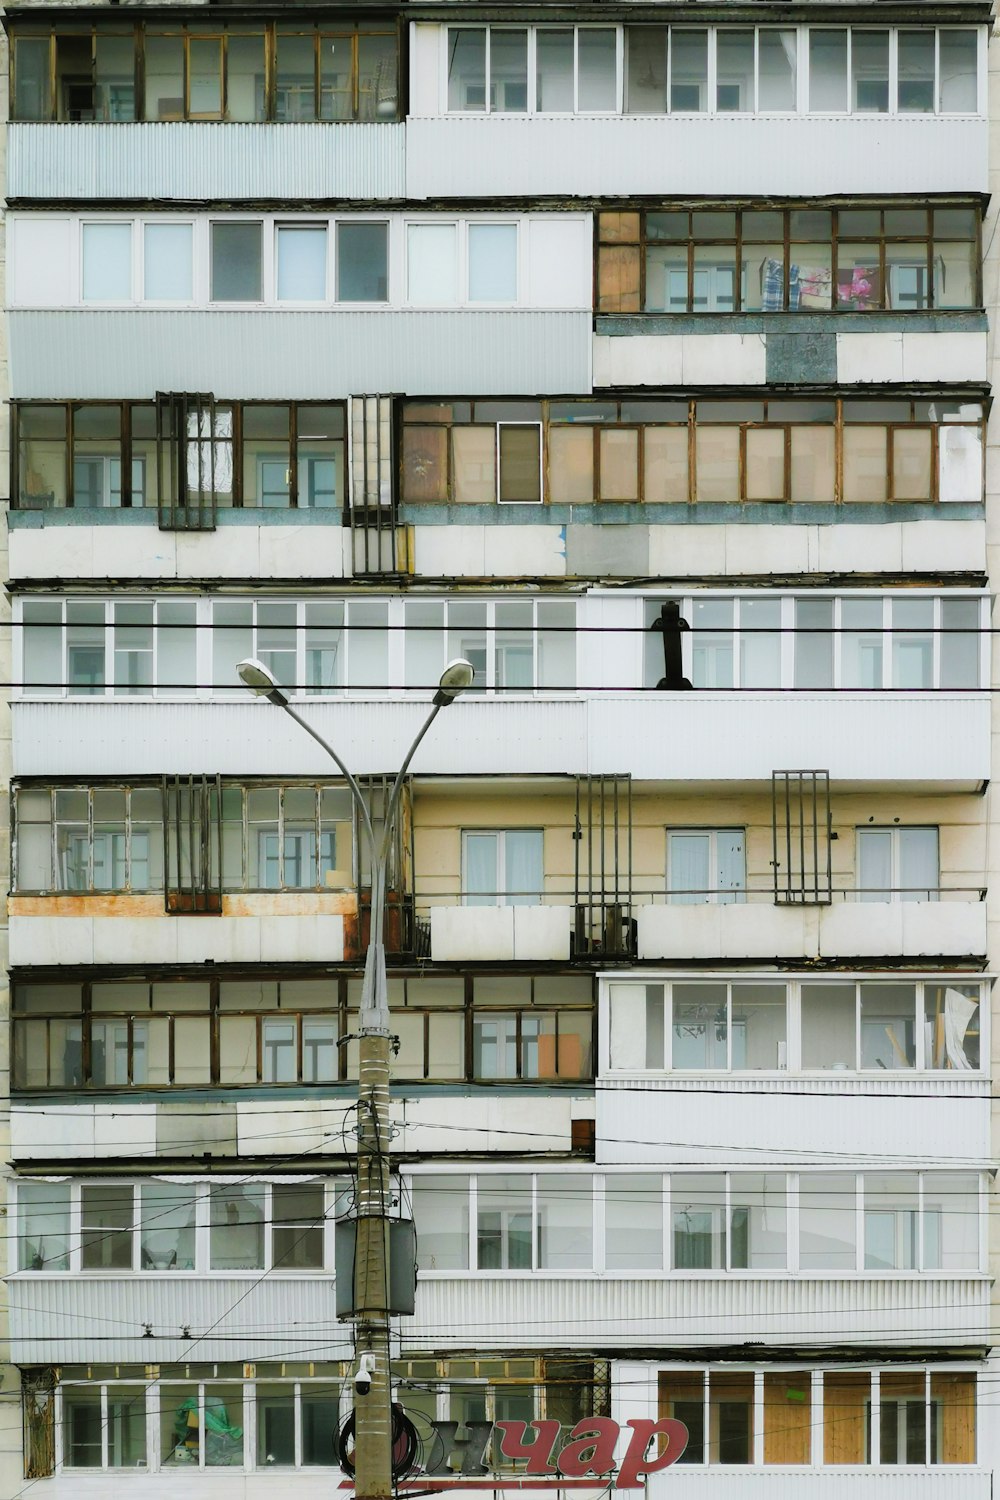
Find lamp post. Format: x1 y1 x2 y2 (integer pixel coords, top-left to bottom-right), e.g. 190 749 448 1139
237 655 475 1500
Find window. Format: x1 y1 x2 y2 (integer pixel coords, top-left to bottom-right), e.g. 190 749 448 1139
598 205 981 315
857 827 939 901
276 225 327 301
463 829 543 906
13 785 164 893
211 222 262 301
10 21 398 123
336 222 388 302
18 1182 70 1271
477 1175 533 1269
404 598 575 694
81 1184 134 1269
82 222 131 302
144 223 194 302
608 976 983 1075
408 225 458 304
667 829 745 904
469 224 518 302
605 1175 662 1269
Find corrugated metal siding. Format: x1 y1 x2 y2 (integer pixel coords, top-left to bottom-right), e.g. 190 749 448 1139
407 1277 988 1349
8 310 592 399
8 1276 351 1364
11 696 989 786
8 122 405 200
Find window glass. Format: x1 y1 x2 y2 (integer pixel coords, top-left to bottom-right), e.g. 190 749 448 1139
932 1372 976 1462
626 28 667 113
19 1182 71 1271
297 404 344 510
809 30 847 111
695 427 739 502
227 28 267 122
272 1183 325 1269
93 34 136 122
211 222 262 302
758 29 796 111
730 1174 785 1268
864 1173 918 1270
924 984 979 1071
319 31 354 121
81 1184 133 1269
671 30 707 111
605 1174 662 1269
880 1372 926 1463
498 425 541 502
716 30 753 112
210 1185 264 1269
898 31 935 112
800 981 856 1069
83 223 131 302
799 1173 856 1269
14 36 52 120
448 29 486 111
337 223 388 302
740 597 781 686
188 32 223 117
477 1174 532 1268
731 983 785 1070
852 30 888 111
491 30 528 112
276 225 326 301
275 28 317 122
763 1372 811 1463
143 223 193 302
357 33 398 121
64 1389 103 1467
549 426 594 503
599 429 639 501
939 31 978 112
923 1174 980 1270
860 982 916 1068
577 29 616 111
672 983 727 1068
891 597 933 687
468 224 517 302
794 597 833 687
141 1182 197 1270
672 1174 725 1268
408 225 458 303
536 30 574 111
824 1373 869 1463
709 1372 754 1463
144 34 184 121
537 1176 592 1268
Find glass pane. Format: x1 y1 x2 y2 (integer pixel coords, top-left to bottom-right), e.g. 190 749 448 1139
891 597 933 688
448 28 485 111
731 983 785 1070
860 982 916 1068
477 1174 533 1268
887 244 929 311
276 225 326 301
358 32 397 120
81 1183 134 1269
801 982 856 1069
452 427 495 503
605 1174 662 1269
746 427 785 500
64 1389 103 1467
144 35 184 120
809 30 847 111
842 597 883 689
740 597 781 686
275 30 316 122
82 223 131 302
924 984 980 1071
211 222 262 301
257 1383 295 1466
468 224 517 302
758 30 796 110
411 1176 469 1269
898 31 935 113
644 426 688 503
940 31 978 112
695 427 739 502
337 223 388 302
716 30 753 112
549 427 594 503
19 1182 70 1271
730 1172 785 1268
625 28 667 112
144 223 193 302
837 244 881 310
852 30 889 111
536 1176 593 1268
577 29 616 111
709 1372 754 1463
408 224 458 303
599 429 639 501
799 1173 856 1269
498 426 541 502
273 1183 325 1268
880 1372 925 1464
140 1182 197 1270
210 1185 264 1269
660 1370 705 1463
672 1173 725 1268
671 30 707 111
227 30 266 122
672 982 727 1068
932 1373 976 1463
18 406 68 511
189 35 222 116
843 425 888 502
320 32 353 121
923 1174 980 1270
491 29 528 112
14 37 52 120
402 426 447 501
794 597 833 687
536 30 574 111
864 1172 918 1270
203 1386 244 1467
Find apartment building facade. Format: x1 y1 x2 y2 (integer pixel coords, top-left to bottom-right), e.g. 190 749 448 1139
0 0 997 1495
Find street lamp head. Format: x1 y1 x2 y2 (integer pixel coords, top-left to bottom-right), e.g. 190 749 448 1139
433 657 475 706
237 657 287 705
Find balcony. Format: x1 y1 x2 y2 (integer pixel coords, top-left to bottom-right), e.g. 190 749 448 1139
11 694 990 788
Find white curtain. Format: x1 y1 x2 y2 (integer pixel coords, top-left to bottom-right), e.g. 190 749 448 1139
669 833 709 903
505 829 542 905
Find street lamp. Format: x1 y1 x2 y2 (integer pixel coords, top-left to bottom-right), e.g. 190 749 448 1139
236 655 473 1500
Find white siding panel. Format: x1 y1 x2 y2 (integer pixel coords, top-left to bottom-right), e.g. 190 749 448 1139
8 1276 351 1364
8 122 405 200
9 216 72 306
12 696 989 786
407 118 988 198
8 914 346 967
595 1087 991 1168
8 310 592 399
407 1275 988 1348
527 218 592 308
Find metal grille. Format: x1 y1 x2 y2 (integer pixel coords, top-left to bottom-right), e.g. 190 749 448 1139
358 773 416 954
162 774 223 914
572 775 635 958
771 770 833 905
350 394 403 574
156 392 221 531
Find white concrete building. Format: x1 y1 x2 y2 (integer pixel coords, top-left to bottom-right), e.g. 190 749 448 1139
1 0 997 1494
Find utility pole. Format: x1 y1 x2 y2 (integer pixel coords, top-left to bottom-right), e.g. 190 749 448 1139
237 656 474 1500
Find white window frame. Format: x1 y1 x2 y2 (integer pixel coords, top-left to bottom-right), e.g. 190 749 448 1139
856 825 940 902
461 827 544 906
666 827 746 904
